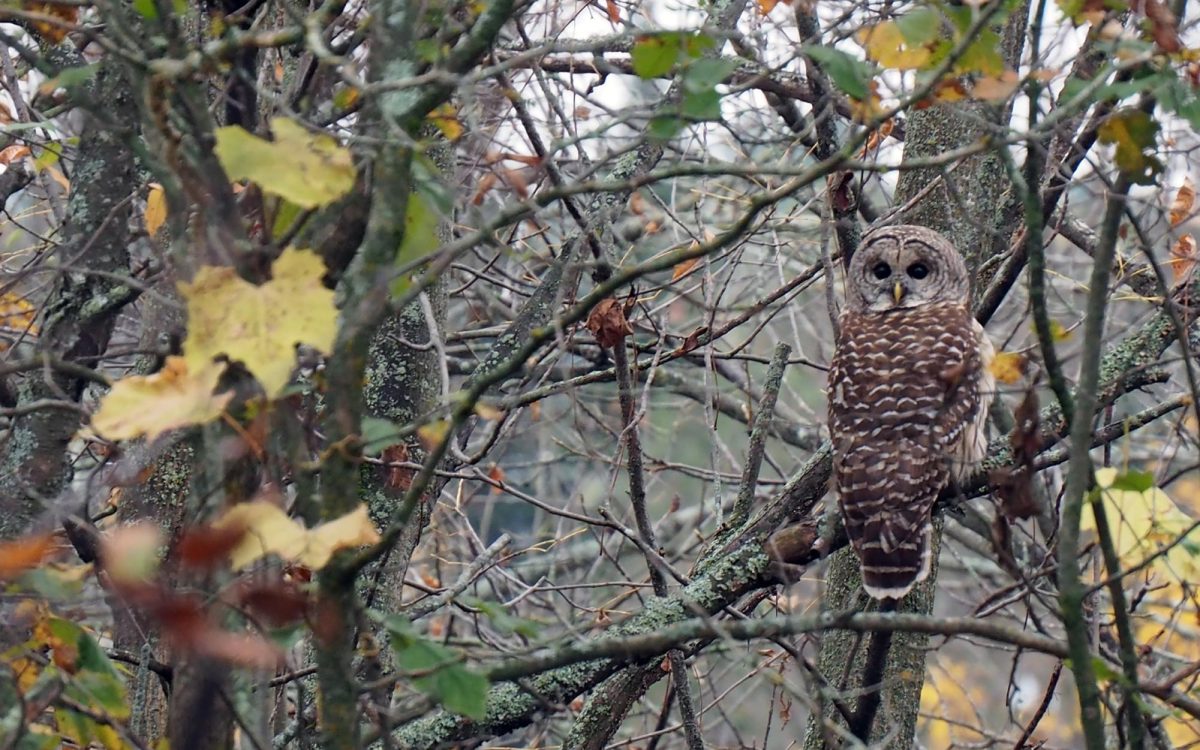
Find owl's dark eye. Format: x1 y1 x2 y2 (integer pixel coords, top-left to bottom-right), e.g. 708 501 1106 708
906 262 929 280
871 262 892 280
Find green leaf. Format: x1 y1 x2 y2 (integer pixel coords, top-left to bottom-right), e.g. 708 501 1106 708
270 198 305 241
682 58 738 93
17 567 84 600
40 64 99 94
681 89 722 121
133 0 158 18
436 664 489 719
57 622 129 719
631 34 682 78
648 115 684 141
682 33 716 58
1098 108 1161 184
800 45 872 100
214 117 356 209
465 597 542 637
362 416 404 456
1108 470 1155 493
392 191 441 297
1091 656 1122 683
896 7 942 46
389 626 490 720
954 29 1004 76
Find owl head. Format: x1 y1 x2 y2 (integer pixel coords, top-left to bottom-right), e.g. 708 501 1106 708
846 225 969 313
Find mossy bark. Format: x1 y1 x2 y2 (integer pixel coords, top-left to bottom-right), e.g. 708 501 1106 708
0 59 138 538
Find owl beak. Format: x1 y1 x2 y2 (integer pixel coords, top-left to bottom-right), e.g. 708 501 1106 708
892 280 905 304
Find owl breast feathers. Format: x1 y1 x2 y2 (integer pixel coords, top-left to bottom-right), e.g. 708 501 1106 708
828 226 995 600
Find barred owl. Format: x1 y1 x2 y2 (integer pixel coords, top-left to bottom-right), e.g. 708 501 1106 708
828 225 994 599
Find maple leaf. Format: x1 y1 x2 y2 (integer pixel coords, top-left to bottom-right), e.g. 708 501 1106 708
214 117 356 209
857 21 931 70
214 501 382 570
988 351 1026 384
586 297 634 348
90 356 232 441
179 247 338 397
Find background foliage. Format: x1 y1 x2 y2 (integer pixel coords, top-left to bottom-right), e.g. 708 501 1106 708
0 0 1199 747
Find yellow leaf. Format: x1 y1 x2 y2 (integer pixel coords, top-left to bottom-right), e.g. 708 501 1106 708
417 419 451 450
214 118 356 209
90 357 232 441
988 351 1025 384
474 403 505 421
145 183 167 237
1083 469 1200 585
857 22 931 70
970 70 1019 102
304 504 382 568
429 103 464 142
179 248 338 397
1049 319 1072 341
1170 177 1195 227
0 292 37 351
215 502 381 570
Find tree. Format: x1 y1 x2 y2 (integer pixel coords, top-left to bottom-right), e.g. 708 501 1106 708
0 0 1198 748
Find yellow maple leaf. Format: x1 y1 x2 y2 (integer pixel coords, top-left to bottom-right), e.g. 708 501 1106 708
215 501 381 570
857 21 931 70
179 248 338 397
1082 468 1200 584
90 356 232 441
214 118 356 209
988 350 1025 384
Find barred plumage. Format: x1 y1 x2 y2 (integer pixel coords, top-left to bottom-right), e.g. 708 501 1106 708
828 226 994 599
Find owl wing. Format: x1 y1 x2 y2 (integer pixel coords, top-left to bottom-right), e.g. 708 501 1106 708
828 304 986 599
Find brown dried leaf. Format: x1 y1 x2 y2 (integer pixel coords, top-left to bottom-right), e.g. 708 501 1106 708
472 172 499 205
860 119 894 155
672 256 700 282
605 0 620 22
176 522 248 571
382 443 414 491
488 463 506 493
674 326 709 356
992 389 1041 520
1144 0 1182 53
236 579 309 627
22 1 78 43
971 70 1020 102
0 144 30 166
1170 178 1195 228
0 534 54 581
1170 234 1197 282
586 298 634 349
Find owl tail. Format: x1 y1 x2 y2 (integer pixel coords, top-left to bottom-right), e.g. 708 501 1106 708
858 525 933 600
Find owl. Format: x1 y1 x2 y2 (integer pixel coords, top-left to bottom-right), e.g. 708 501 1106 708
827 225 994 600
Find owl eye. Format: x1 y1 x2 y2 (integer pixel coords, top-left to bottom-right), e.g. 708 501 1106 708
871 262 891 280
906 262 929 280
